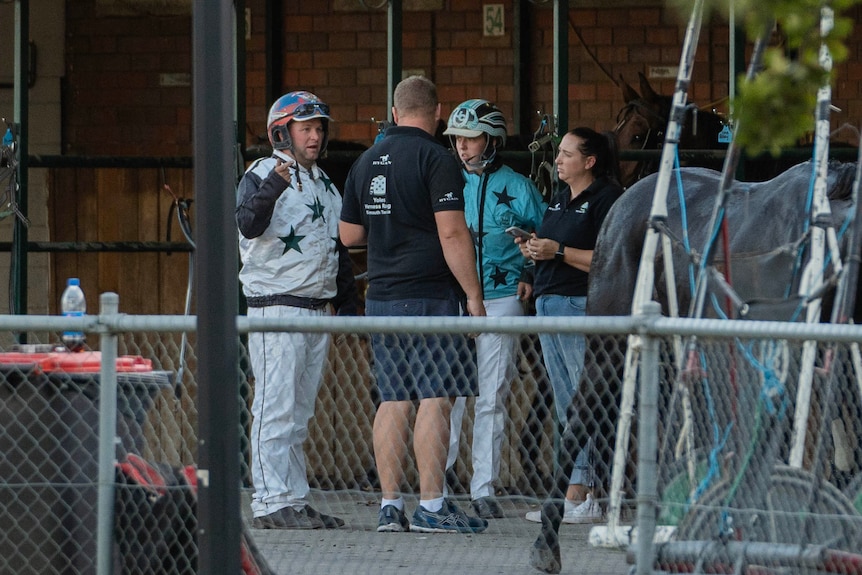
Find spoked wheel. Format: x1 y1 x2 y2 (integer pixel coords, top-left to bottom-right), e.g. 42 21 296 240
676 465 862 547
659 465 862 573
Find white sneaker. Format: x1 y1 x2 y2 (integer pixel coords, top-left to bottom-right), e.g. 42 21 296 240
524 495 603 524
563 494 603 524
524 509 542 523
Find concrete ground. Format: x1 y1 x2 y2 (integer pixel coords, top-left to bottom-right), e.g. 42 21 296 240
245 490 633 575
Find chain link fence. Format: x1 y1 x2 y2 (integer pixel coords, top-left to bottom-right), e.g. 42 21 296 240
1 305 862 574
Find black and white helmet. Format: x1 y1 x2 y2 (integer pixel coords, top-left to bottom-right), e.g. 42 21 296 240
444 99 507 168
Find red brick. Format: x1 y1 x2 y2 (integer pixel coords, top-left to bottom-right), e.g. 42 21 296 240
451 66 482 84
298 69 328 86
496 85 513 105
613 28 645 46
568 83 597 101
579 101 615 128
438 85 468 106
288 51 315 69
61 1 862 158
286 15 314 33
436 49 466 67
329 32 357 50
403 49 433 69
646 28 679 46
597 83 622 103
450 30 486 49
357 32 387 50
435 11 466 29
569 10 596 27
357 104 385 123
482 66 512 85
403 30 433 49
627 9 661 27
846 62 862 81
357 68 387 87
579 27 612 46
334 122 375 144
403 12 432 31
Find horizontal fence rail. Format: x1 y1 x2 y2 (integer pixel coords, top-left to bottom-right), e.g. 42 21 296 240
5 311 862 341
2 300 862 574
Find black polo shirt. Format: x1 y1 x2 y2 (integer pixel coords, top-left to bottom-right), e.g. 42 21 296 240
533 176 623 298
341 125 466 301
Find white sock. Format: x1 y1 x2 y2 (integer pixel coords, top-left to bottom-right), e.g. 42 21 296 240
420 497 444 512
381 497 404 511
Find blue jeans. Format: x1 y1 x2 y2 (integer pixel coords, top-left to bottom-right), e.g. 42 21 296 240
535 294 593 486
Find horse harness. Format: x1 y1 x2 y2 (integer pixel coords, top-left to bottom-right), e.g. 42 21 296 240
614 99 705 186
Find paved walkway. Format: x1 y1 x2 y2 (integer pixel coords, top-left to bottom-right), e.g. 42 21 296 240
246 490 633 575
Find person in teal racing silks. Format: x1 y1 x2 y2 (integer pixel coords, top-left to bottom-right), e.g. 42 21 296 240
443 99 547 519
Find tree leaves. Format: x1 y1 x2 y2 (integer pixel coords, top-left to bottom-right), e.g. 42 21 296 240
667 0 861 156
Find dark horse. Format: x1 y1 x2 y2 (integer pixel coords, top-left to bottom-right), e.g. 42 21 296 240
614 73 729 188
530 160 862 573
589 160 858 319
612 73 860 188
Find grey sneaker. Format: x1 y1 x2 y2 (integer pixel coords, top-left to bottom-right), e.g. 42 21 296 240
377 504 410 532
304 504 345 528
252 506 322 529
471 497 504 519
410 499 488 534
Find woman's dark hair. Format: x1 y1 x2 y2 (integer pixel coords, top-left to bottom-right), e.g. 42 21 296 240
568 126 621 185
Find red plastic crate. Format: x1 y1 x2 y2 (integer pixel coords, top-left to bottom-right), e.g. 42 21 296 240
0 351 153 374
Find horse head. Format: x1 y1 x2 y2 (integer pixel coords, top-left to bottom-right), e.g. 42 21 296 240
614 72 729 188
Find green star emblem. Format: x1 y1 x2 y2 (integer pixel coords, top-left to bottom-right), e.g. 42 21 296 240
279 226 306 254
306 197 326 222
320 174 336 194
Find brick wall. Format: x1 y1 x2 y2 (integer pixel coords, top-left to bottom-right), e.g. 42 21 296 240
64 2 193 156
63 1 862 156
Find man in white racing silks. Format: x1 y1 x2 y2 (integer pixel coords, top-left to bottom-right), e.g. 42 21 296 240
237 91 358 530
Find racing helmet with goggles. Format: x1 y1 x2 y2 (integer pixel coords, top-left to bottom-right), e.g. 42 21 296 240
267 91 332 153
444 99 507 169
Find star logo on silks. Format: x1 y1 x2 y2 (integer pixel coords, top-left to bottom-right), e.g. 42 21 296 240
279 226 306 255
320 173 336 195
494 186 515 208
490 266 509 288
469 225 487 247
306 197 326 222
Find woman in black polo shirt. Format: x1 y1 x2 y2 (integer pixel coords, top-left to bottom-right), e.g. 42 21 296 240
516 127 623 525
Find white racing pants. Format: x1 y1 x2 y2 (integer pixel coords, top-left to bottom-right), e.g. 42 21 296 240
447 295 523 499
248 305 330 517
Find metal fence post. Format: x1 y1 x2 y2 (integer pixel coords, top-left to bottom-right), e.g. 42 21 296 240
97 292 119 575
636 301 661 575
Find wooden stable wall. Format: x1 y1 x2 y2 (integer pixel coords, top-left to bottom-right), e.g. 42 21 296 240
44 166 558 494
47 167 196 315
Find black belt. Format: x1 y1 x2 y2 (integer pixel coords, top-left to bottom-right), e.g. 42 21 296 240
245 294 329 310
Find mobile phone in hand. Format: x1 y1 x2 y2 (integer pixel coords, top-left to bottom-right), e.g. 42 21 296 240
505 226 533 241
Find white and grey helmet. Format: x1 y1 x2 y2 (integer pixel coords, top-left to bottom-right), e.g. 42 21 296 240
444 99 507 168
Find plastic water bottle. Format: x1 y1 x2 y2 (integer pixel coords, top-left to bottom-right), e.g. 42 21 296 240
60 278 86 351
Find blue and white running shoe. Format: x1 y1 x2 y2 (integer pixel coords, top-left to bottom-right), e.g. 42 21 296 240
410 499 488 534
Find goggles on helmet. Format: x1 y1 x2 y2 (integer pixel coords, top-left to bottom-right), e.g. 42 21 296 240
272 102 331 123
